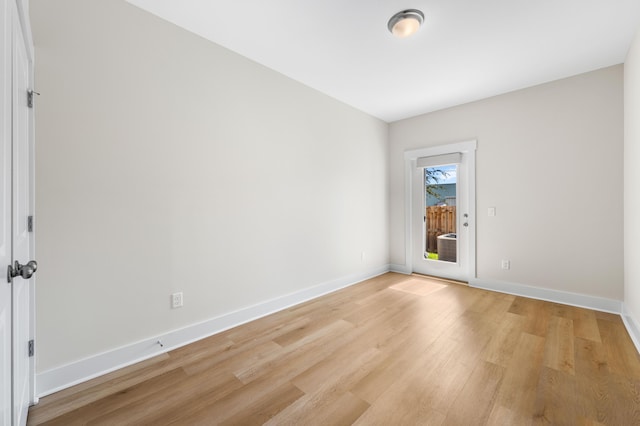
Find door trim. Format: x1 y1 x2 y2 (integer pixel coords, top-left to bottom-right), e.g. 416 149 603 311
403 140 477 281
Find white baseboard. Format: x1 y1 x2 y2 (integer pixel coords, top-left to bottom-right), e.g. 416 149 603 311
37 267 636 397
622 304 640 354
469 278 622 314
36 264 390 397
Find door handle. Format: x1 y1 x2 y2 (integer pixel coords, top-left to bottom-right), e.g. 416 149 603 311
7 260 37 283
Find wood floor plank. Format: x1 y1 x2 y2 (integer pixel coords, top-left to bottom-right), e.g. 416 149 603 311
420 349 478 415
493 332 546 418
352 334 475 424
177 316 313 377
28 272 640 426
573 337 610 423
543 315 576 375
482 311 525 367
291 338 390 395
181 339 283 377
442 361 504 425
341 289 415 328
468 289 515 320
165 380 304 426
271 315 339 347
86 369 242 425
597 317 640 378
571 306 602 343
575 417 607 426
573 334 640 424
485 404 524 426
601 373 640 425
303 391 370 426
224 314 313 348
349 321 446 404
263 391 370 426
217 382 305 426
508 297 552 337
532 367 577 424
446 309 498 363
268 348 382 425
594 310 622 322
232 319 355 384
32 368 188 426
26 353 171 424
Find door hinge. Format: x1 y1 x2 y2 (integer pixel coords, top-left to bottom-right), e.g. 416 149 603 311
27 90 40 108
27 215 33 232
28 340 34 357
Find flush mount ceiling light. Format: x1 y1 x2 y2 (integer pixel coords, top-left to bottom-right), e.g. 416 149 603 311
387 9 424 38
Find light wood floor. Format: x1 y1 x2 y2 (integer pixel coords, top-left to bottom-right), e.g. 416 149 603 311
28 273 640 425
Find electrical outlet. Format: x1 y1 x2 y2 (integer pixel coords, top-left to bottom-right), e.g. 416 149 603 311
171 292 183 309
361 251 366 262
501 260 510 270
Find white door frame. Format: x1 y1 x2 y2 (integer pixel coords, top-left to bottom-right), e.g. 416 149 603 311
403 140 477 281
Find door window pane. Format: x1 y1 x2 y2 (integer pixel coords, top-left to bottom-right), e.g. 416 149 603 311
424 165 457 262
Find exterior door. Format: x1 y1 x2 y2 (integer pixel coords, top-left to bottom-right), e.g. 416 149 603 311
405 141 476 282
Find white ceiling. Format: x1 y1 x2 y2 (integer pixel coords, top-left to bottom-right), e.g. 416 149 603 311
127 0 640 122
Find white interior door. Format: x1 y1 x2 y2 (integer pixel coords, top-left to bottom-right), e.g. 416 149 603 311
1 0 34 424
405 141 476 282
0 0 12 423
12 3 32 422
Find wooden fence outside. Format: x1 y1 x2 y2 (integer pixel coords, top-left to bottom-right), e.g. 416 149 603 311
426 206 456 253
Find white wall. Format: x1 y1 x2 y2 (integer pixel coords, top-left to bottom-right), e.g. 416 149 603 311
624 28 640 336
390 66 624 300
31 0 388 373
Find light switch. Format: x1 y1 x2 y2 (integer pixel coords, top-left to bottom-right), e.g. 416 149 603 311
488 207 496 217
